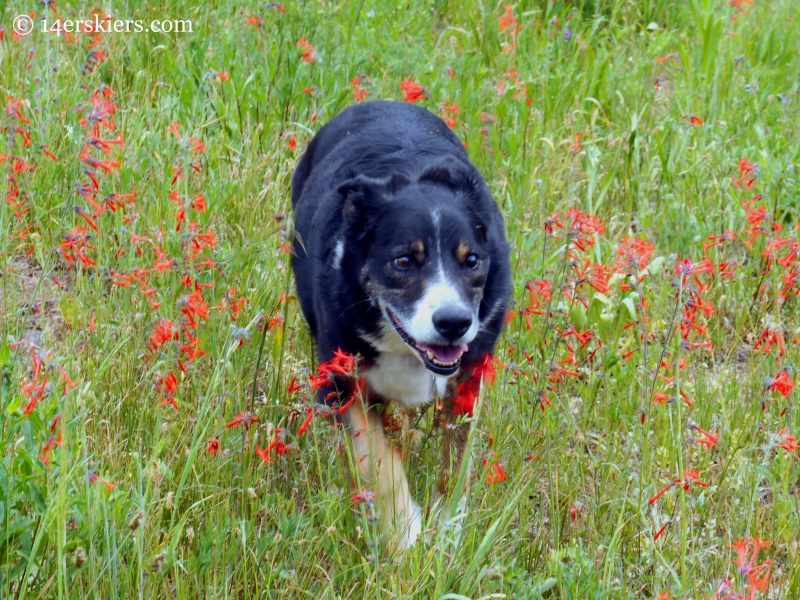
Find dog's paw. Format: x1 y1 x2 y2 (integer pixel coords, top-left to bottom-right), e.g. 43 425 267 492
396 500 423 550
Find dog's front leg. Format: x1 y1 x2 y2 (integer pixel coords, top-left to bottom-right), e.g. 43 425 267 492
343 401 422 550
436 406 471 540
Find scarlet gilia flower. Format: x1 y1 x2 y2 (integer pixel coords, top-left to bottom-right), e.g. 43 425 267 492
685 114 704 126
729 0 754 17
485 461 507 485
440 99 459 128
733 157 758 189
573 259 609 294
702 230 737 254
179 289 209 328
296 37 318 63
674 256 714 278
88 472 119 493
498 4 519 34
753 326 785 359
226 411 259 431
689 424 719 450
730 537 771 584
351 489 376 505
719 260 739 280
157 372 179 410
519 279 552 329
400 78 425 103
653 520 670 541
351 76 368 102
781 268 799 299
774 428 799 454
206 439 220 456
287 377 302 394
148 318 177 351
284 132 297 150
656 53 678 65
247 15 263 28
764 370 794 397
543 212 564 237
296 408 315 436
255 443 274 463
309 349 359 391
451 354 496 416
615 236 655 273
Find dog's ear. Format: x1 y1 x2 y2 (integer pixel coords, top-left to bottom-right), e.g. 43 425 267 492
420 156 494 237
418 156 477 190
338 173 410 242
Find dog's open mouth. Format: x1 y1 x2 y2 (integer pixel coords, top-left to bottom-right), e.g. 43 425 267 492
386 309 467 376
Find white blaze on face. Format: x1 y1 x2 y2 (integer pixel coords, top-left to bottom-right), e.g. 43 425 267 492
402 275 479 345
401 206 480 345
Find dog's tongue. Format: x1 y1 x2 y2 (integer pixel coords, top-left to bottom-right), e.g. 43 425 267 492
416 342 468 362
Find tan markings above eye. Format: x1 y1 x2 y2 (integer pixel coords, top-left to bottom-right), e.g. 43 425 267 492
455 240 471 264
409 237 425 264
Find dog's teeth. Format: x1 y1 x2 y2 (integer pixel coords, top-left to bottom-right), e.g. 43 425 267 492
427 351 435 360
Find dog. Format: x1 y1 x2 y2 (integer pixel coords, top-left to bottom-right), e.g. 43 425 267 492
291 100 511 549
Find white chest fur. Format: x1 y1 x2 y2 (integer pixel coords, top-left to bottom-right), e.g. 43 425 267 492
365 352 449 409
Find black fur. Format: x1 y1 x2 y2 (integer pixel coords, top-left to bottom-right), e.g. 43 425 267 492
291 101 511 399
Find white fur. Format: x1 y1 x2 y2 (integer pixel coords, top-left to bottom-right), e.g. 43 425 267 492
366 352 448 408
332 239 344 270
398 500 423 549
402 276 479 346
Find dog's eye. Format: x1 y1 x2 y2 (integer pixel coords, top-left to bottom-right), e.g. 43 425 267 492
465 254 479 268
393 256 413 270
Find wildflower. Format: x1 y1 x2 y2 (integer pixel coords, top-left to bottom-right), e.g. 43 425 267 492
296 409 315 436
440 99 459 128
702 230 736 254
226 411 259 431
733 157 758 189
400 78 425 103
351 489 376 504
351 76 368 102
765 370 794 397
206 438 219 456
775 428 799 454
255 444 274 463
287 377 302 394
689 424 719 450
149 318 177 350
296 37 318 63
498 5 519 34
486 462 507 485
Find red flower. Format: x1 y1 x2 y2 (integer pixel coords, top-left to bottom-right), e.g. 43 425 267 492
226 411 259 431
149 318 177 350
255 444 274 463
400 78 425 103
206 438 219 456
296 37 318 63
775 428 799 454
689 424 719 450
486 461 507 485
765 370 794 397
498 5 519 34
351 489 376 504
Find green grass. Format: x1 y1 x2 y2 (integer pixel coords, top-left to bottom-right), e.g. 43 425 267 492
1 0 799 597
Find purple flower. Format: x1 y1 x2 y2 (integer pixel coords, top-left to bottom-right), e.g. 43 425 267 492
565 27 572 41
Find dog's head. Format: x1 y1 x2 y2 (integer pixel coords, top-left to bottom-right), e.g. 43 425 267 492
336 157 499 376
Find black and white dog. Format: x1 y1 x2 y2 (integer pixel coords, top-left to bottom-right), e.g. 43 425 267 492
291 100 511 548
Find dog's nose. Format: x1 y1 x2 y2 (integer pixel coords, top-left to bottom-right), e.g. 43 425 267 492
432 307 472 341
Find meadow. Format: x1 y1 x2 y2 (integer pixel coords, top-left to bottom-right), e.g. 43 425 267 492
1 0 799 597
